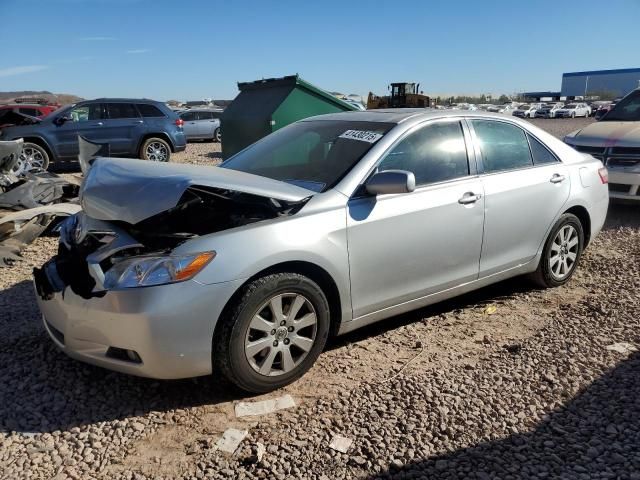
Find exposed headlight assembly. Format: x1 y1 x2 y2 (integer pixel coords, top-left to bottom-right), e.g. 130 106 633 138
104 251 215 289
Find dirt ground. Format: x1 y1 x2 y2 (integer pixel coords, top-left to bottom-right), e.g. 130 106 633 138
1 117 638 480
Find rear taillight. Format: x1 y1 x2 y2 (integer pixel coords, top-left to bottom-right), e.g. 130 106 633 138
598 167 608 184
175 118 184 128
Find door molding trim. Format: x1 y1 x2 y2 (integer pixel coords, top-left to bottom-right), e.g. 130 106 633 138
337 257 538 336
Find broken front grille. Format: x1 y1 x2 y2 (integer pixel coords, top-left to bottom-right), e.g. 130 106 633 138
574 145 606 155
573 145 640 167
608 158 640 168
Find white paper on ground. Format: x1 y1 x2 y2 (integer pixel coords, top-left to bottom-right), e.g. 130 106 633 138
605 342 637 354
215 428 248 454
235 394 296 417
329 434 353 453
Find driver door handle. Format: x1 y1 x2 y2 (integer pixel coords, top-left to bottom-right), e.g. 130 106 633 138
458 192 482 205
550 173 566 184
96 122 103 126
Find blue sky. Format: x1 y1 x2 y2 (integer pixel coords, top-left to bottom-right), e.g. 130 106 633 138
0 0 639 101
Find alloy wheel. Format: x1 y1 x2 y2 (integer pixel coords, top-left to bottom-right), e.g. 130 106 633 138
549 225 579 281
13 146 46 174
145 142 168 161
244 293 317 377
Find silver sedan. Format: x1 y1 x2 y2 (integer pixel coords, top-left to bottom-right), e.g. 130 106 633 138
34 110 609 393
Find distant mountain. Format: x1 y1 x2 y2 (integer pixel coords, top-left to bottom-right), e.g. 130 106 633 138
0 91 84 105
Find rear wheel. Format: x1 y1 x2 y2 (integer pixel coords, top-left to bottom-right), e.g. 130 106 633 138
531 213 584 288
213 128 221 143
213 273 330 393
140 137 171 162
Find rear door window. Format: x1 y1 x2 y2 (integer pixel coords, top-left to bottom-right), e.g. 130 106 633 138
136 103 165 118
19 107 40 116
196 111 214 120
106 103 140 119
527 134 558 165
471 120 533 173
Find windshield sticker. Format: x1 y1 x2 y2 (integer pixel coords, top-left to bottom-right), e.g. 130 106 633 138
339 130 383 143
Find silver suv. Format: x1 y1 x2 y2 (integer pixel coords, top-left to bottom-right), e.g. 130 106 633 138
179 109 223 142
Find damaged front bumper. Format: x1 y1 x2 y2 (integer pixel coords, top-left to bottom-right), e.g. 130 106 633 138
34 264 244 379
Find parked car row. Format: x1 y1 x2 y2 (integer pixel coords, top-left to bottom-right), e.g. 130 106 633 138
439 101 618 119
510 102 591 119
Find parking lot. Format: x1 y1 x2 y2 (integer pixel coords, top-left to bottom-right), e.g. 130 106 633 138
0 117 638 480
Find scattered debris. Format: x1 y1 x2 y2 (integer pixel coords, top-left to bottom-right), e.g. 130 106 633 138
0 139 80 265
504 343 522 354
605 342 637 354
329 434 353 453
484 305 498 315
215 428 248 454
234 394 296 417
242 442 266 464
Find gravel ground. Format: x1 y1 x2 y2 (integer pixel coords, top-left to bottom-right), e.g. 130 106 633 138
1 118 638 480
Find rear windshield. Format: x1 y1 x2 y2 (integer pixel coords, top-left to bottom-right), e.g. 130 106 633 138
601 91 640 121
221 120 395 192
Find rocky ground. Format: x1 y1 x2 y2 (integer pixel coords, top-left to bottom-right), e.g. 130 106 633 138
1 118 638 480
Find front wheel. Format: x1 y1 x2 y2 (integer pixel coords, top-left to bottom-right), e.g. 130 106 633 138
140 138 171 162
531 213 584 288
213 273 330 393
13 142 50 174
571 112 576 118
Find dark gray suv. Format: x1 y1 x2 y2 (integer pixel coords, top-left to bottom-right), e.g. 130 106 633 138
0 99 186 170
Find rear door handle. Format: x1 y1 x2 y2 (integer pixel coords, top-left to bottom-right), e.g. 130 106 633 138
550 173 566 184
458 192 482 205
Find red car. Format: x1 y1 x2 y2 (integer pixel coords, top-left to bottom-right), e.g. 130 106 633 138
0 103 59 118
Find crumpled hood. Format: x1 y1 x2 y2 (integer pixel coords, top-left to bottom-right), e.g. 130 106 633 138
570 121 640 147
81 157 315 224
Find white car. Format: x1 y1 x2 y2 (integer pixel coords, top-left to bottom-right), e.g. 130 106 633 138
534 103 565 118
555 103 590 118
513 103 545 118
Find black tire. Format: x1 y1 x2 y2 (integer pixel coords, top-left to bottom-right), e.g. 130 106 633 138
18 142 50 172
531 213 584 288
213 273 330 393
571 112 576 118
140 137 171 162
213 128 221 143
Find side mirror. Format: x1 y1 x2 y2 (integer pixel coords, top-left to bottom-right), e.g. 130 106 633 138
365 170 416 196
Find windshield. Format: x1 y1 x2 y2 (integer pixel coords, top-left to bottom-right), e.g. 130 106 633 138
601 91 640 121
519 105 529 110
220 120 395 192
565 104 577 109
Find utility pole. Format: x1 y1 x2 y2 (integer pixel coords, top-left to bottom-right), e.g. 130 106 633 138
584 76 589 99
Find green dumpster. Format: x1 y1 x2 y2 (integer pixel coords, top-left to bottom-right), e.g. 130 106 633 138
221 74 357 160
